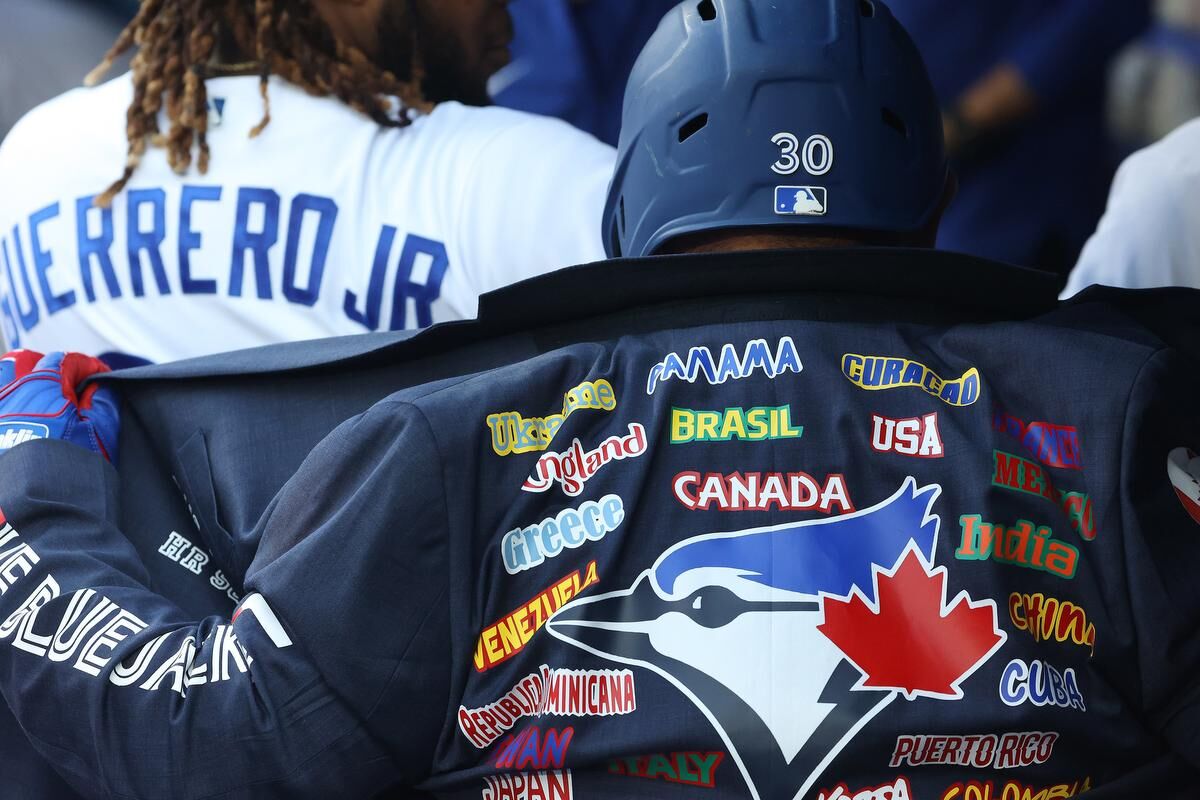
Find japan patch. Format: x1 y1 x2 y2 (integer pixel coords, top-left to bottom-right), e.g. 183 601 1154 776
775 186 827 216
1167 447 1200 525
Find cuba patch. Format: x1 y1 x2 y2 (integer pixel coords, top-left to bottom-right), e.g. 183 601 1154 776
842 354 980 407
673 471 853 513
993 406 1082 470
955 515 1078 580
1167 447 1200 525
1008 592 1095 654
646 337 802 395
481 771 573 800
473 562 600 672
608 752 725 788
999 658 1086 711
522 424 647 496
941 778 1091 800
487 379 617 457
670 406 802 444
502 495 625 575
992 451 1096 541
817 776 913 800
870 413 943 458
891 731 1058 769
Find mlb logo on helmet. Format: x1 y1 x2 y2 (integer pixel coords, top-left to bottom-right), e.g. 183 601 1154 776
0 422 49 451
775 186 827 216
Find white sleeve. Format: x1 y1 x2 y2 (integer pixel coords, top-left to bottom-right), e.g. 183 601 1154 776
1062 120 1200 298
452 110 616 297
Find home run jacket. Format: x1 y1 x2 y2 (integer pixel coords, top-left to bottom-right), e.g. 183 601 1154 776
1 249 1199 800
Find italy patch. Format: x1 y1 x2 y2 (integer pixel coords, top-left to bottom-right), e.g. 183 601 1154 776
775 186 827 216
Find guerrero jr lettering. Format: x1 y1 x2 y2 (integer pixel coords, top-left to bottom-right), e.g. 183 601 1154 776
673 471 853 513
473 562 599 672
646 337 802 395
992 451 1096 541
608 752 725 788
670 405 802 444
522 423 647 496
458 664 637 748
841 354 980 407
890 731 1058 769
487 380 617 456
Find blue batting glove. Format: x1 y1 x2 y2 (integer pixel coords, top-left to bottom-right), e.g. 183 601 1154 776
0 350 119 463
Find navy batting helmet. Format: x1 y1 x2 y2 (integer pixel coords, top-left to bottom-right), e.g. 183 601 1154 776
604 0 947 258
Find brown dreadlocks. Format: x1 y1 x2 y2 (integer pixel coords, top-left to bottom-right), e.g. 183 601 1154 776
87 0 431 207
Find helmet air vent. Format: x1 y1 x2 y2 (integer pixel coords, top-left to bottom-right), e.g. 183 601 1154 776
882 107 908 138
678 112 710 142
698 0 717 21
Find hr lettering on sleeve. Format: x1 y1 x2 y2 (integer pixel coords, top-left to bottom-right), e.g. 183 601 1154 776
0 518 256 695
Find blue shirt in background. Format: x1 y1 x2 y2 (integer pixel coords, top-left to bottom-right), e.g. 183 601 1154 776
886 0 1151 273
493 0 678 147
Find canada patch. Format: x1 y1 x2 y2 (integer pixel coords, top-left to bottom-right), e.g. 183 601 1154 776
548 478 1005 800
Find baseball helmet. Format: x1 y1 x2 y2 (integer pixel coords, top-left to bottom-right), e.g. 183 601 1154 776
604 0 947 258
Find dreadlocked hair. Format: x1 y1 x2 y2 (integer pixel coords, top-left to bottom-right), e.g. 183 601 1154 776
87 0 430 207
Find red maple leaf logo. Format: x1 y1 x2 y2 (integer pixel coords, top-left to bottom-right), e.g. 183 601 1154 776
817 548 1005 700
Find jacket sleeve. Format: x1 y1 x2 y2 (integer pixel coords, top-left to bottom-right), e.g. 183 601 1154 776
1006 0 1150 106
0 400 451 799
1120 347 1200 769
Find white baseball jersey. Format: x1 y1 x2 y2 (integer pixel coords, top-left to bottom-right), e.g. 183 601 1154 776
1062 117 1200 298
0 74 615 364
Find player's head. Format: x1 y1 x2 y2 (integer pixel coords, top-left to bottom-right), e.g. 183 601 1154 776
88 0 514 206
603 0 951 258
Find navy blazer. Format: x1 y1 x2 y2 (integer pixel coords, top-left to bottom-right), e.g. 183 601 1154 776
2 249 1199 799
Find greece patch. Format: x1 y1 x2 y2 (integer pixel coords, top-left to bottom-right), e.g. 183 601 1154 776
775 186 827 216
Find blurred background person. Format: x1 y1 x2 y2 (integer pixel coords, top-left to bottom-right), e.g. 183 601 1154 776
1063 0 1200 296
491 0 678 145
1109 0 1200 150
886 0 1151 280
1062 117 1200 296
0 0 614 366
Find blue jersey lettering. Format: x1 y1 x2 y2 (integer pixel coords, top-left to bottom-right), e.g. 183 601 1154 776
30 203 75 315
75 195 121 303
126 189 171 297
230 187 280 299
282 194 336 307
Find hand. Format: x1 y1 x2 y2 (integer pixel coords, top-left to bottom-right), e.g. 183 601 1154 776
0 350 119 463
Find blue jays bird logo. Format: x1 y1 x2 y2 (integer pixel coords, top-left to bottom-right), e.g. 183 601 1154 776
547 478 1005 800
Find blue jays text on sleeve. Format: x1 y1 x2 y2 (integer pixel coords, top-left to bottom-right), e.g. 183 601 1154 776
1 250 1199 798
